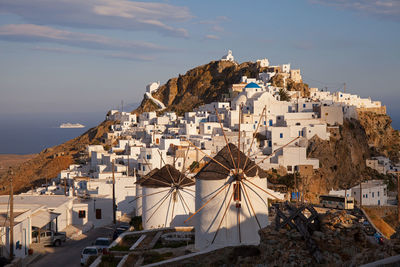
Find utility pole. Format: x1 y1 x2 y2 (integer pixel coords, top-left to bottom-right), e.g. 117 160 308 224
112 160 116 225
397 172 400 223
127 155 129 176
294 171 298 206
359 181 362 208
64 178 67 196
8 168 14 261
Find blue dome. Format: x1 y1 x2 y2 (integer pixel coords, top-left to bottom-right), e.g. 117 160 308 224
244 82 261 89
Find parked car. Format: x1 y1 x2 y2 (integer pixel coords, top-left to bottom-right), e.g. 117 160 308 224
94 237 111 253
80 246 99 266
36 230 66 246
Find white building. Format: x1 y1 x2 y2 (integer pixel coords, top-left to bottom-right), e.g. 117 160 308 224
257 58 269 67
329 180 388 206
221 50 234 62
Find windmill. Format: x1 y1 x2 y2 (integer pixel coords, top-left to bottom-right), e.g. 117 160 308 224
133 148 196 229
183 106 297 250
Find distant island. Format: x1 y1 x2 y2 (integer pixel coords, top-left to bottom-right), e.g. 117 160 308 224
59 123 85 128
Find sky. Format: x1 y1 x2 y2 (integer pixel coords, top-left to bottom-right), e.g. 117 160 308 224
0 0 399 126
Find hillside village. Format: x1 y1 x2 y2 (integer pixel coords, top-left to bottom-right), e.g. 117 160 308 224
1 51 399 266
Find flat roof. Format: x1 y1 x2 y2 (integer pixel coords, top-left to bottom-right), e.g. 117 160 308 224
0 195 73 209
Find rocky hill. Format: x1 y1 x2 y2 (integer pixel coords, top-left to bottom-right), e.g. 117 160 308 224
134 60 310 116
0 59 398 196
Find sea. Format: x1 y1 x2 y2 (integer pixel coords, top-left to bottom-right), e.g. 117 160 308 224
0 108 399 155
0 112 106 154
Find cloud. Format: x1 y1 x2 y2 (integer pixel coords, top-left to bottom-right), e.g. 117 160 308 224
310 0 400 21
32 46 85 54
204 34 220 40
0 24 168 52
198 16 230 33
31 45 155 61
0 0 192 37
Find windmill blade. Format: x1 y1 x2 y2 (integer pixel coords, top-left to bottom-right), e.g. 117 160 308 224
182 137 231 173
129 188 171 203
211 190 235 244
241 181 262 229
242 107 266 171
171 191 176 223
164 190 173 227
177 145 190 186
146 189 173 223
215 108 237 172
143 189 172 213
139 176 172 188
180 188 195 199
184 183 230 223
157 149 176 185
236 181 241 243
177 190 191 213
243 179 280 200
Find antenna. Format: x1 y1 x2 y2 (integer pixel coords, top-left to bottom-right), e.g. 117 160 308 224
121 100 124 113
343 83 346 93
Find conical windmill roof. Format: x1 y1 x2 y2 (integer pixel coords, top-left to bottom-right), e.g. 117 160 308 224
195 143 267 180
136 164 194 188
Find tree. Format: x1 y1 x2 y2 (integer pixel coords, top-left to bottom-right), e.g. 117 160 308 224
279 88 291 101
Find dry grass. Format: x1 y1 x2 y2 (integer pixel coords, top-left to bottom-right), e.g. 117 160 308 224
364 207 396 238
0 154 35 175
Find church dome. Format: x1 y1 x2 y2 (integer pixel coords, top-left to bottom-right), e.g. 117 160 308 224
233 93 248 107
244 82 261 89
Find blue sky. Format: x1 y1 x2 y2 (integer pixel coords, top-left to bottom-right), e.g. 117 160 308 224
0 0 399 124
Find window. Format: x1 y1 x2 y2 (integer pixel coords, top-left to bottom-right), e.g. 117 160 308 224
287 166 292 171
268 141 272 147
96 209 102 219
303 104 306 108
146 154 151 160
79 210 86 218
207 126 211 130
325 113 328 116
366 194 368 198
264 121 266 125
280 133 283 138
372 192 374 198
378 191 380 197
269 120 273 126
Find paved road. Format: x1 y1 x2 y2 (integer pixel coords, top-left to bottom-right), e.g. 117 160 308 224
30 226 114 267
